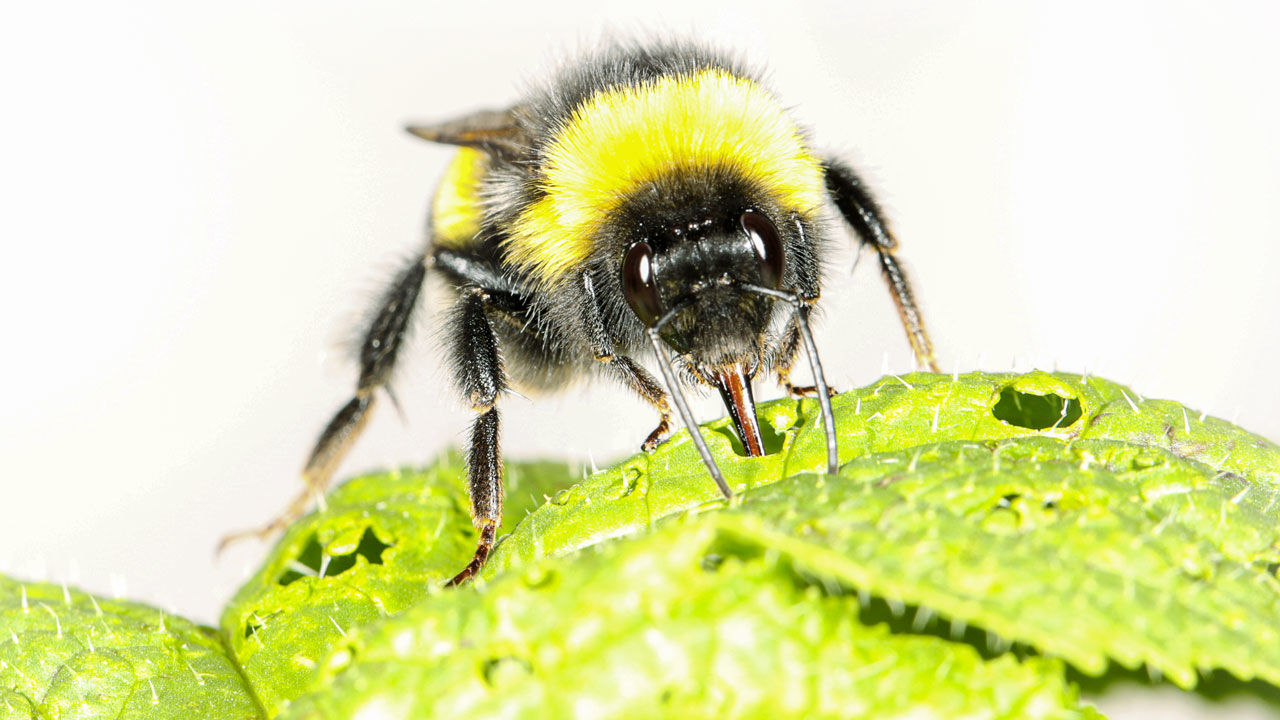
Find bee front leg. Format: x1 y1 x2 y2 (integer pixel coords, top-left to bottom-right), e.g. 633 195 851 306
605 355 673 451
445 287 509 586
581 273 672 451
774 312 839 399
218 255 427 552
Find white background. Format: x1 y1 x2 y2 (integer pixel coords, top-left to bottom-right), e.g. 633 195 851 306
1 2 1276 717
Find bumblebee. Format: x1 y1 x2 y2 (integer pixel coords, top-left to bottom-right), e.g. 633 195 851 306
230 40 938 584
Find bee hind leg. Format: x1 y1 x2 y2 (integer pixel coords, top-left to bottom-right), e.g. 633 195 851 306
822 157 939 373
217 255 428 553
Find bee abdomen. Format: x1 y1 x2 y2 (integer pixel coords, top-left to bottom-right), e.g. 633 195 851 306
430 147 490 251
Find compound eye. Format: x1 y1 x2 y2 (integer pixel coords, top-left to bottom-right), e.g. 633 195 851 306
621 241 664 327
741 210 784 289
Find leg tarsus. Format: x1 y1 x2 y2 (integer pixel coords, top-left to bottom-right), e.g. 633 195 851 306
447 295 507 581
641 413 673 452
875 248 940 372
215 482 323 553
217 392 379 554
602 353 674 453
775 324 840 399
445 521 497 586
783 381 839 399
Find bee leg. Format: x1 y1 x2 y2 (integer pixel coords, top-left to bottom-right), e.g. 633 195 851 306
822 158 940 372
446 407 501 586
580 272 672 451
775 314 840 399
444 287 509 586
218 255 428 552
430 248 539 584
605 355 673 451
743 285 839 475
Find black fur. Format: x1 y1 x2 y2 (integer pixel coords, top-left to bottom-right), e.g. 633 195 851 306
357 257 427 391
300 254 427 485
481 41 765 263
447 288 507 410
587 171 822 372
466 406 503 525
524 40 757 152
821 158 897 250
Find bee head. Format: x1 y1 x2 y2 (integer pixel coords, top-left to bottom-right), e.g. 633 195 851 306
621 209 786 361
618 206 798 456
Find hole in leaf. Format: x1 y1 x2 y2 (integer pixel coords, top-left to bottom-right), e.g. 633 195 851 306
705 534 766 570
700 553 726 572
991 386 1082 430
713 419 788 458
277 527 393 586
617 466 643 498
987 493 1023 517
521 566 556 590
243 621 262 639
481 656 532 687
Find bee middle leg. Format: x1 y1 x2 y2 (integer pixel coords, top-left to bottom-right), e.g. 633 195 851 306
428 248 552 584
444 286 513 586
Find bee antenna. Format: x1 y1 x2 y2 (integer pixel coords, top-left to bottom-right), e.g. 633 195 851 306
647 305 733 500
742 285 839 475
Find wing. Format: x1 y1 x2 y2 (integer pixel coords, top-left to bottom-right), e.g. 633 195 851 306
406 106 531 162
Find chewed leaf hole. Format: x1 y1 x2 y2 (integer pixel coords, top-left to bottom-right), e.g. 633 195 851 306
481 656 533 687
992 386 1082 430
278 527 392 586
713 415 790 458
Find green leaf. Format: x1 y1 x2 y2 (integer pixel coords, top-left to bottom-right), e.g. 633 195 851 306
224 371 1280 714
0 576 261 720
486 371 1280 688
716 437 1280 688
277 520 1100 720
488 371 1280 574
218 452 572 716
